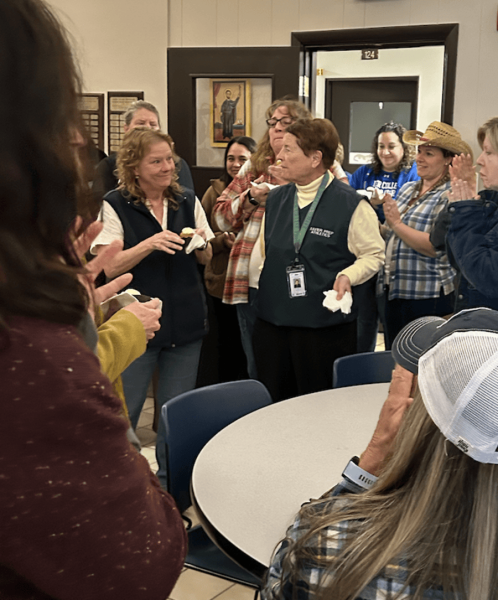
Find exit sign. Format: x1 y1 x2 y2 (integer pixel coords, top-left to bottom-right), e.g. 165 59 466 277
361 49 379 60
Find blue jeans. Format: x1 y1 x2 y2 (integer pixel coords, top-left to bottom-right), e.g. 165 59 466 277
236 287 258 379
121 339 202 489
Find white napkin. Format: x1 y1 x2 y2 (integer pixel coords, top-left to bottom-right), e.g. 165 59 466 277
322 290 353 314
251 182 278 191
357 187 384 201
185 233 206 254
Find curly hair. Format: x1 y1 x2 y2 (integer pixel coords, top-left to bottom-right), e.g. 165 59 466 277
250 97 312 177
116 128 183 210
370 121 416 176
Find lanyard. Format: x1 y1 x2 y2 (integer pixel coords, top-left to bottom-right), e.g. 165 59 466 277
293 171 330 255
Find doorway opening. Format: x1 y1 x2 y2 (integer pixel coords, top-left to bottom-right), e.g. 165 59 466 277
326 77 418 173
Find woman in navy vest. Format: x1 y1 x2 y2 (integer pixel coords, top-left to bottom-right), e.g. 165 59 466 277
92 127 214 488
253 118 385 402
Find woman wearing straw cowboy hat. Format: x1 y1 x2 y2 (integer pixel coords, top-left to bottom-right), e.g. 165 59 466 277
378 121 473 348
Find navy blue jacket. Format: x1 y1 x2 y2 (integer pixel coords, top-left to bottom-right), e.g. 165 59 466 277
442 189 498 311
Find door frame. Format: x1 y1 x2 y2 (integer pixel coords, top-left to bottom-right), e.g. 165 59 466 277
167 47 299 195
291 23 458 125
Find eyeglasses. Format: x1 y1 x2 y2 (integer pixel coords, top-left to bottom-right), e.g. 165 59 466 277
266 116 295 128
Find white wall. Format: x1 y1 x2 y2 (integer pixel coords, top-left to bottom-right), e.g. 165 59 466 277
48 0 498 159
169 0 498 158
49 0 169 145
315 47 445 130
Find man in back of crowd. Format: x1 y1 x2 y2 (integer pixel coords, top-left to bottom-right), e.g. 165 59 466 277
93 100 194 199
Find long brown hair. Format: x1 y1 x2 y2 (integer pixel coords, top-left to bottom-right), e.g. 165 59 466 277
370 122 416 176
271 389 498 600
0 0 89 329
250 98 311 177
117 127 183 210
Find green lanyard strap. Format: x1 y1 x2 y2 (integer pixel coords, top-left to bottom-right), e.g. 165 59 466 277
293 171 330 255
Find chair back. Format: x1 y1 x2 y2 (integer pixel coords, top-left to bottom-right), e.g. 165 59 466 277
333 350 394 389
162 379 272 513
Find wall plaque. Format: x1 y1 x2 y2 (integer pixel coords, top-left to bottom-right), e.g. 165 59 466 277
78 93 104 152
107 91 144 154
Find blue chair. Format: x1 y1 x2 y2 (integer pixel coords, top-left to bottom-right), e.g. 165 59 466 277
333 351 394 389
162 380 272 590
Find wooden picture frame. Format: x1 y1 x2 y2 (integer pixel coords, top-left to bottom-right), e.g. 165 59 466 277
210 79 251 147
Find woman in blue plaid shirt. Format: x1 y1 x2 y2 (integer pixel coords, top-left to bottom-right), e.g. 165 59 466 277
378 122 472 348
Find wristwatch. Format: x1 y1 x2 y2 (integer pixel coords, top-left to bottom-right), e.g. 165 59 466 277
341 456 378 490
247 189 259 206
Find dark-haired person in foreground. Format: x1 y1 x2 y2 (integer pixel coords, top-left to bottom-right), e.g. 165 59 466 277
264 307 498 600
0 0 186 598
253 118 384 401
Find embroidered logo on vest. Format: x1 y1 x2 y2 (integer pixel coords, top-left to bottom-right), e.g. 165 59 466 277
309 227 334 238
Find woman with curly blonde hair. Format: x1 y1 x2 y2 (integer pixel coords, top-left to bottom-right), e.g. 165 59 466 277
92 126 214 489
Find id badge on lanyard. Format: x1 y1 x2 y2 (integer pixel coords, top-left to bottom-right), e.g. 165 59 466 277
288 171 330 299
287 263 307 298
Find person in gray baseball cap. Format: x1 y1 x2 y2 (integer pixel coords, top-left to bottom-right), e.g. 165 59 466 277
264 307 498 600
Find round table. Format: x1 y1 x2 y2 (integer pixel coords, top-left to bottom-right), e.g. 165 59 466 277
191 382 390 578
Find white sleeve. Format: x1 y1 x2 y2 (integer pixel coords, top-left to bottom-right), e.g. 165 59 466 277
194 197 215 241
90 201 124 254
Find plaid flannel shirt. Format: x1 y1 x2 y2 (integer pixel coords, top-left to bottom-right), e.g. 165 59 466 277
212 160 278 305
263 479 448 600
378 180 456 300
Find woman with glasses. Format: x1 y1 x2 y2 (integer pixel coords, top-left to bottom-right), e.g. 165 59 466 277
212 98 311 378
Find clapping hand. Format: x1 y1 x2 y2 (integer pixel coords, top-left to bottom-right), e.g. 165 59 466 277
448 154 479 202
383 193 401 229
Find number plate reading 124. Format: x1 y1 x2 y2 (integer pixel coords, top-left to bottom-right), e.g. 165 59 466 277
361 49 379 60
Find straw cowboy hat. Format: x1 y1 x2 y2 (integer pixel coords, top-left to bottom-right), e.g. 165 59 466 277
403 121 473 158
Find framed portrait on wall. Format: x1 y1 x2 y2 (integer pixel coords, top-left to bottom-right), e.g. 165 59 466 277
210 79 251 147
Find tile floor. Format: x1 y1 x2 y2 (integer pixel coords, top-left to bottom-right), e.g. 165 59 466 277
135 332 386 600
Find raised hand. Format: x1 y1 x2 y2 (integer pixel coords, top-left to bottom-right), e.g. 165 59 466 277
449 153 476 190
359 364 415 476
383 193 401 229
